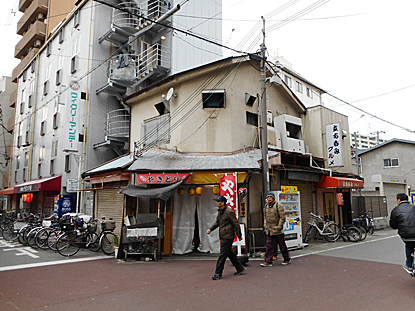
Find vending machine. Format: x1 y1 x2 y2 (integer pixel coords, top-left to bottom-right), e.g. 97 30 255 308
275 189 303 249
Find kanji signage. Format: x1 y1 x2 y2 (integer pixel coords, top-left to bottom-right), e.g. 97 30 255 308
136 173 189 184
325 123 344 167
218 174 237 213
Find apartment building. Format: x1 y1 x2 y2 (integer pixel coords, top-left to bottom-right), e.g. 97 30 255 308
351 132 387 149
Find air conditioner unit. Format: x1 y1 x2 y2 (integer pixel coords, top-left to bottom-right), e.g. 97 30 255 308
274 114 305 154
267 126 281 149
37 13 45 21
34 39 42 48
267 110 273 125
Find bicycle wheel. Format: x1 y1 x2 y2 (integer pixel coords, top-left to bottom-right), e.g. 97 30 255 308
2 224 18 241
357 225 367 241
346 226 361 242
368 225 375 235
56 232 81 257
100 232 117 255
47 229 62 251
87 232 100 252
323 223 340 242
18 226 30 245
36 227 52 250
27 227 41 248
303 226 313 243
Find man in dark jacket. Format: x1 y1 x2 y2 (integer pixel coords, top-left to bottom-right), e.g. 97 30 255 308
261 192 291 267
390 193 415 273
207 195 246 280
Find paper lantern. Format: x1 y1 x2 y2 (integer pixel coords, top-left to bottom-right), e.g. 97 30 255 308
212 186 220 195
238 187 247 197
177 187 185 196
22 194 27 202
26 193 33 203
188 187 195 196
196 187 203 195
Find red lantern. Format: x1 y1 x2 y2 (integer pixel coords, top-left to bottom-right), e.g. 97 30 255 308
26 193 33 203
22 194 27 202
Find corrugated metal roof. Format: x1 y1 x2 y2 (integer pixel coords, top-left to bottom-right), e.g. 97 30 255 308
128 149 273 172
83 153 134 177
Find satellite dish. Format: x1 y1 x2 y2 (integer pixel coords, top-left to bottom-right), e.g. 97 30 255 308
166 87 174 101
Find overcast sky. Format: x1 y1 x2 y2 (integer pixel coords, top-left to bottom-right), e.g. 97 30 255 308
1 0 414 141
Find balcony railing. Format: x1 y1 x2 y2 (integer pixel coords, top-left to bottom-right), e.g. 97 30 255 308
106 109 130 140
108 44 170 85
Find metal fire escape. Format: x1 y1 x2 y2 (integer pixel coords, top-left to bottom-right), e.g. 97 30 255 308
94 0 178 155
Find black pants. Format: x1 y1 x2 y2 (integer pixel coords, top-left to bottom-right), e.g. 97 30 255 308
215 238 244 275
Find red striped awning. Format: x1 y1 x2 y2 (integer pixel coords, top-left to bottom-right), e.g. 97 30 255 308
314 176 363 189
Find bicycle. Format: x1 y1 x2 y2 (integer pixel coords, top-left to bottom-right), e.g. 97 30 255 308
359 211 375 235
56 217 118 257
303 212 340 243
338 225 362 242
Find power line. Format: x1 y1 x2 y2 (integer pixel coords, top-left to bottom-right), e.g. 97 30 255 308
350 84 415 103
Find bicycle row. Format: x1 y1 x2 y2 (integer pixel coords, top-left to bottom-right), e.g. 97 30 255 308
0 212 118 257
303 211 375 243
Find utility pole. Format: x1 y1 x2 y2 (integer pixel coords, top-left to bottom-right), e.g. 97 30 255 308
259 16 269 197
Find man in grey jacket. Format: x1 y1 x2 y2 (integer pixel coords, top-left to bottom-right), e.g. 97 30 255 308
390 193 415 273
207 195 246 280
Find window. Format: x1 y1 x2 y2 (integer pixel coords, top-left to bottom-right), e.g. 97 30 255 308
39 145 45 162
284 75 292 88
45 64 50 81
71 56 77 74
65 154 71 172
384 158 399 167
20 88 26 114
31 60 36 73
14 170 18 183
16 155 20 170
246 111 258 126
142 114 170 146
51 140 58 158
74 10 80 28
53 112 59 129
20 102 24 115
17 123 22 147
202 90 225 108
46 43 51 57
28 95 33 108
37 163 42 178
59 28 64 44
22 168 26 182
306 87 313 99
72 36 81 56
24 152 29 167
296 81 303 93
25 130 29 145
22 70 27 82
50 159 55 175
245 93 257 106
28 80 34 108
43 81 49 96
56 69 62 86
58 50 64 69
40 121 46 136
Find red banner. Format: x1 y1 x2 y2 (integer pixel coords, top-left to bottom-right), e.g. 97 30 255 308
136 173 189 184
218 174 237 213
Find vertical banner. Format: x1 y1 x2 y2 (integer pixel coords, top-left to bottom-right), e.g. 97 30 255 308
326 123 345 167
218 174 237 213
63 80 81 151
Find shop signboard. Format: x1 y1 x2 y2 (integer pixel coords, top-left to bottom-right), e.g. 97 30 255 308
54 195 74 215
136 173 189 184
63 80 81 152
281 186 298 194
217 174 237 213
325 123 344 167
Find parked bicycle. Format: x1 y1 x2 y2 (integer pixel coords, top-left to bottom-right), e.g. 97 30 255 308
358 211 375 235
56 217 118 257
338 224 362 242
303 212 340 243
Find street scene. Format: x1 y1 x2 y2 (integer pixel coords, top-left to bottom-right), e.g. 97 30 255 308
0 0 415 310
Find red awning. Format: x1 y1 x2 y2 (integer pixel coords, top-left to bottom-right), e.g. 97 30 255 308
14 176 62 193
0 187 15 195
314 176 363 189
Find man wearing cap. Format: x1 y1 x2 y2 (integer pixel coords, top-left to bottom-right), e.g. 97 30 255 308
261 192 291 267
207 195 246 280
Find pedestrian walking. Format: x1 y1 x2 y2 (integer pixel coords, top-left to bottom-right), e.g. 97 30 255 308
261 192 291 267
390 193 415 273
207 195 246 280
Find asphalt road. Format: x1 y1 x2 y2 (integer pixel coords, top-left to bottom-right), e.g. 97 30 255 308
1 229 414 311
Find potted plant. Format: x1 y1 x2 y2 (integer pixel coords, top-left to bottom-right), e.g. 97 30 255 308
113 235 119 259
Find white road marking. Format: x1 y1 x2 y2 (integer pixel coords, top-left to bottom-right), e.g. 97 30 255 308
4 247 39 258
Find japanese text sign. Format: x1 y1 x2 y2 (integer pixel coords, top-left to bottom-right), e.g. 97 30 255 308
136 173 189 184
218 174 237 213
325 123 344 167
63 80 81 151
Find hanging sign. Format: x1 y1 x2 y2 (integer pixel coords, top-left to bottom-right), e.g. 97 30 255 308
281 186 297 194
136 173 189 184
217 174 237 213
326 123 344 167
63 80 81 152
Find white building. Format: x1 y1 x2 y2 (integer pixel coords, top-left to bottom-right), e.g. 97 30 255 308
351 132 387 149
7 0 222 214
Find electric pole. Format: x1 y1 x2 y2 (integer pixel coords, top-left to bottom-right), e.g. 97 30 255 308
259 16 269 197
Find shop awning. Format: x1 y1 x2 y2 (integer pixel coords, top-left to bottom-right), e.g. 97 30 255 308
314 176 363 189
0 187 15 195
14 176 62 193
119 180 184 201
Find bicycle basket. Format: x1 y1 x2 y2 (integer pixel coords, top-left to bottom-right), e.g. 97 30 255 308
75 218 84 228
61 222 75 231
88 224 97 233
102 220 116 231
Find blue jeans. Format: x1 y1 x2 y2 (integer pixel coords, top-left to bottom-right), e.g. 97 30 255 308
404 242 415 268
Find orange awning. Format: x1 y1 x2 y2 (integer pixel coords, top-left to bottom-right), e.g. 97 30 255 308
314 176 363 189
0 187 15 195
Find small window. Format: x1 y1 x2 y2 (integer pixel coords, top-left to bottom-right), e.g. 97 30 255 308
39 145 45 162
24 152 29 167
246 111 258 127
81 92 86 100
50 159 55 175
28 95 33 108
22 70 27 82
296 81 303 93
384 158 399 167
202 90 225 108
24 131 29 145
40 121 46 136
51 140 58 158
59 28 64 44
20 102 24 115
43 81 49 96
14 170 18 183
56 69 61 86
31 61 36 73
46 43 51 57
284 75 292 88
53 112 59 129
306 87 313 99
65 154 71 172
74 10 80 28
16 155 20 169
22 168 26 182
71 56 77 74
17 136 22 148
37 163 42 178
245 93 256 106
